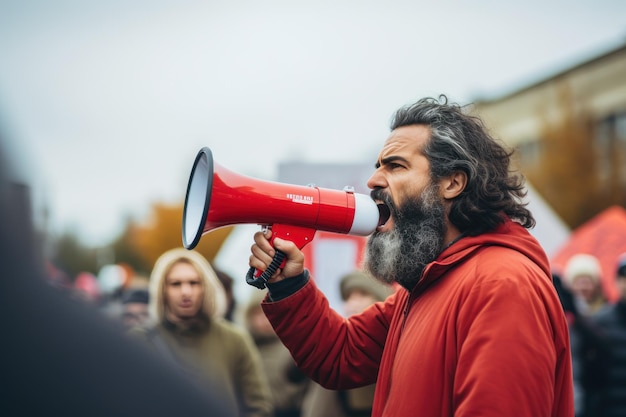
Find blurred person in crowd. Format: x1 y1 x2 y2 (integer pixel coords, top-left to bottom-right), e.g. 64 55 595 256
97 264 133 320
248 96 574 416
553 272 608 417
144 248 273 417
301 270 394 417
592 253 626 417
564 253 608 315
215 267 237 321
72 271 101 304
0 122 233 416
120 287 152 330
244 289 310 417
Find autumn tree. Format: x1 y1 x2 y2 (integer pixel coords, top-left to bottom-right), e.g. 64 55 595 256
44 203 233 282
525 84 609 228
110 215 151 274
128 202 233 272
49 229 99 279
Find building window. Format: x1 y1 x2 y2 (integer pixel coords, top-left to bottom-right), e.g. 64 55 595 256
616 112 626 143
594 111 626 188
615 112 626 185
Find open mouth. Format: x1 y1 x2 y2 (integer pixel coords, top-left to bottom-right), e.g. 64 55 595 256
377 202 391 228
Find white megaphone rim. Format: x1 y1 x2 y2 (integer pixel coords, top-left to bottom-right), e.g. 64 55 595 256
182 147 213 249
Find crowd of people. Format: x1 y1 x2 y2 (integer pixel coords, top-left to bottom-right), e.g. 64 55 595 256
50 249 394 417
20 244 626 417
3 95 626 416
554 253 626 417
41 245 626 417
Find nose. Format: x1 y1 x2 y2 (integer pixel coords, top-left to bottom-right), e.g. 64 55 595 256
181 283 193 296
367 168 386 190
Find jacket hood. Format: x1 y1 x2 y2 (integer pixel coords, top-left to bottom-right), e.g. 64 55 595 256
148 248 227 322
417 218 551 292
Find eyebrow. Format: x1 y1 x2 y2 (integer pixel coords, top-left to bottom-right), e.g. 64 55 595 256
375 155 410 169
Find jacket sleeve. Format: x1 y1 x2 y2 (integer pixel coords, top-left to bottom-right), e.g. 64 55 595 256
262 277 398 390
453 262 573 417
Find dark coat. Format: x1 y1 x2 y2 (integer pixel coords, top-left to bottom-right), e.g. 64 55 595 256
592 301 626 417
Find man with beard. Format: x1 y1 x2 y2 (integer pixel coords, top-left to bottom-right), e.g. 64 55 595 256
247 96 574 417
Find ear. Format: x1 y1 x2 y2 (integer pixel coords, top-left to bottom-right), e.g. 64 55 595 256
439 171 467 200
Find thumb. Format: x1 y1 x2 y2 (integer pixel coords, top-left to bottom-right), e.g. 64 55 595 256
272 237 305 278
273 237 298 256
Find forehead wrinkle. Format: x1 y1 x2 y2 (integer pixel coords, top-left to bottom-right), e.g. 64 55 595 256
376 135 423 168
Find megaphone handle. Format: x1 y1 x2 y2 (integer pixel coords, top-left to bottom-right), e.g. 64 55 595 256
246 250 287 289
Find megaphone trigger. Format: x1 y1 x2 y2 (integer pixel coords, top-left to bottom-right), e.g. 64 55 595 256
245 223 316 289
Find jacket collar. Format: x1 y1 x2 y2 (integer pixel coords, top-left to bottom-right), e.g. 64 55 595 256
409 218 549 297
162 313 211 336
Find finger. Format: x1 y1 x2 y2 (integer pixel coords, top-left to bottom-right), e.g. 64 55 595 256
250 243 275 267
253 231 275 256
248 253 268 272
249 249 284 281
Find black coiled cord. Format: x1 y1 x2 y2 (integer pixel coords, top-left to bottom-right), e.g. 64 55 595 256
245 250 286 289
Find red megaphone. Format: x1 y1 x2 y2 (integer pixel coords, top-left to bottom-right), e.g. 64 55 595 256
182 147 380 288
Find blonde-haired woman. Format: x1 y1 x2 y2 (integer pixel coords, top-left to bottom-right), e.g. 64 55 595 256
146 248 273 417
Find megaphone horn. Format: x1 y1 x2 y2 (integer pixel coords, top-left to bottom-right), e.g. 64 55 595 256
182 147 380 288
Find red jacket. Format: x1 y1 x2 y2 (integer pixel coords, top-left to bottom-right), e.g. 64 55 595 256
262 219 574 417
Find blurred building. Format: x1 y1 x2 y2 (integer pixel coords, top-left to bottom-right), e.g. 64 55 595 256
473 41 626 228
473 41 626 165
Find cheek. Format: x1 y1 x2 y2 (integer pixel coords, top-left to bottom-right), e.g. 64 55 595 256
193 287 205 301
572 277 593 291
392 176 429 202
389 184 410 209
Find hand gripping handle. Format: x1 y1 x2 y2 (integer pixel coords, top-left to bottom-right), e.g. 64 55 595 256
245 224 316 290
245 250 286 289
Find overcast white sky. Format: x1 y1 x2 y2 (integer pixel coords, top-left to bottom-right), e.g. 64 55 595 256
0 0 625 246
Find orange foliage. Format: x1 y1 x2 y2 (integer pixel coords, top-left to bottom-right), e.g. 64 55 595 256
129 202 233 271
526 84 604 228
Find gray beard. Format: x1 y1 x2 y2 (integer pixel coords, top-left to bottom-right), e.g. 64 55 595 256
364 183 446 291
